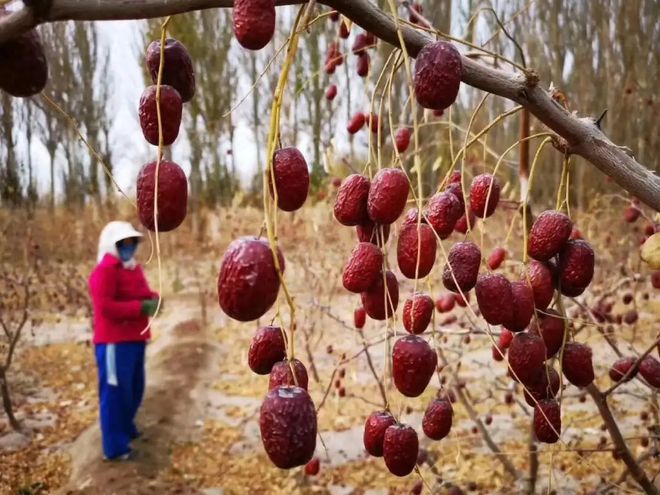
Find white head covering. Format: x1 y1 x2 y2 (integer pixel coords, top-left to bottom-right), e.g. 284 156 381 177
97 221 144 269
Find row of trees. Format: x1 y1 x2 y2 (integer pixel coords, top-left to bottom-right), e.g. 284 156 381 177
0 0 657 210
0 22 113 209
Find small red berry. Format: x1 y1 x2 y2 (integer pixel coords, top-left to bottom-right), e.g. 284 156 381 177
395 127 412 153
609 357 638 382
562 343 595 388
325 84 338 101
304 457 320 476
436 293 456 313
347 112 366 134
470 174 500 218
533 399 561 443
639 356 660 388
363 411 396 457
487 247 507 270
354 306 366 329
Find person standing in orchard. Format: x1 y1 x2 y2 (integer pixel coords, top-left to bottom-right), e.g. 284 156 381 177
88 221 160 461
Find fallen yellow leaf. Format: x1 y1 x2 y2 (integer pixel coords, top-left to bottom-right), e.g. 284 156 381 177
641 233 660 269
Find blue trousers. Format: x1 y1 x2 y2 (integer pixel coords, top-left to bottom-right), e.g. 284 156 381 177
94 342 146 459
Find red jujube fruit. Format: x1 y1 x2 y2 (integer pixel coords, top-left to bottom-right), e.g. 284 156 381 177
475 274 514 326
528 210 573 261
383 424 419 476
260 386 317 468
233 0 276 51
526 260 555 311
248 326 286 375
413 41 462 110
402 293 434 334
442 241 481 293
397 223 437 279
269 359 309 391
361 270 399 320
470 174 500 218
137 160 188 232
138 85 183 146
146 38 195 102
269 147 309 212
367 168 409 224
342 242 383 293
422 398 453 440
334 174 371 226
363 410 396 457
392 335 437 397
507 333 546 386
217 237 284 321
533 399 561 444
426 191 462 239
557 240 595 297
0 11 48 97
561 342 595 387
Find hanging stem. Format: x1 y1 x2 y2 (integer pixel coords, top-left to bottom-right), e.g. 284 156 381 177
556 154 571 212
523 137 553 262
262 6 309 367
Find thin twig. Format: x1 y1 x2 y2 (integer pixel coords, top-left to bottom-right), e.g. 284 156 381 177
528 420 539 494
615 450 657 486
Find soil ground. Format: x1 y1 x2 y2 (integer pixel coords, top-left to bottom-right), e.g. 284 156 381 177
1 205 658 495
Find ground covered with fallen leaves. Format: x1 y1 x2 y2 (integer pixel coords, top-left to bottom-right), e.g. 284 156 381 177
0 202 658 494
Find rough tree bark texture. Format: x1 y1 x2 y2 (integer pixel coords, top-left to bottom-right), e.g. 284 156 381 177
1 0 657 209
0 368 20 431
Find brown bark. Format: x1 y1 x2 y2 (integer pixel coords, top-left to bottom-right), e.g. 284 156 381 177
520 109 530 180
0 367 20 431
527 422 539 495
586 383 658 494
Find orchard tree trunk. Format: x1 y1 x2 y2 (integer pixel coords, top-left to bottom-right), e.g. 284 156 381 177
0 367 20 431
309 25 324 187
0 93 22 206
48 146 56 210
251 52 262 170
189 125 203 239
22 102 38 210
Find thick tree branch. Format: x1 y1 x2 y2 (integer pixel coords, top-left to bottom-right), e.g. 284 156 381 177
1 0 658 209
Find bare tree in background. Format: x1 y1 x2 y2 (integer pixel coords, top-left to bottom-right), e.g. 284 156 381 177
20 102 38 209
297 19 334 187
505 0 659 206
31 21 112 209
0 94 23 206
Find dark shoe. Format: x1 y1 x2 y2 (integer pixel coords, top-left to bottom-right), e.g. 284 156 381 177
129 420 142 440
103 449 135 462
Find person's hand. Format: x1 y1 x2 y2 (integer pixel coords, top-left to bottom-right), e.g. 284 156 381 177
141 299 159 317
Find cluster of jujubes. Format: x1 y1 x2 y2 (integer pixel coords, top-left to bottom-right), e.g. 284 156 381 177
136 38 194 232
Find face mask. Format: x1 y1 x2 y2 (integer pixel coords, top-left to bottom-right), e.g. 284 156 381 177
117 243 138 262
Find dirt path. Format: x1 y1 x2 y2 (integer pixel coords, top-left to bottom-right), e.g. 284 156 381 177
57 313 223 495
